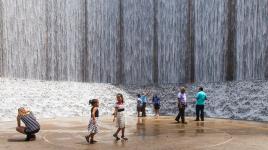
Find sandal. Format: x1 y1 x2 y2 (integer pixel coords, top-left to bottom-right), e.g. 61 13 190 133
25 135 36 141
113 134 120 141
121 136 128 140
90 139 97 144
29 135 36 141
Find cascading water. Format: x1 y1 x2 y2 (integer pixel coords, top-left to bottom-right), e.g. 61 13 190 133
235 0 268 80
0 0 267 121
194 0 228 82
0 0 267 85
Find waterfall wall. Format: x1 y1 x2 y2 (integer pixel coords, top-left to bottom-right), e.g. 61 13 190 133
0 0 267 85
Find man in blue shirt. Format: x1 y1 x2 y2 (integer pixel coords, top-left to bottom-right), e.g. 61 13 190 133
195 87 207 121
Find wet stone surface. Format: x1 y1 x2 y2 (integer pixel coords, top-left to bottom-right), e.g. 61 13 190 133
0 116 267 150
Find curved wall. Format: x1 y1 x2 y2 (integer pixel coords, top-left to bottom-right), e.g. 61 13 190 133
0 0 267 85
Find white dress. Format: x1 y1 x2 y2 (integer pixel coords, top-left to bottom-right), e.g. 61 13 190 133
115 103 125 128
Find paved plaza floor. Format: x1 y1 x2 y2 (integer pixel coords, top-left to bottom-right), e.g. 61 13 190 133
0 116 267 150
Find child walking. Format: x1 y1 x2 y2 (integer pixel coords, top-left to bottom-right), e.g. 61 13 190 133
85 99 99 144
113 93 128 141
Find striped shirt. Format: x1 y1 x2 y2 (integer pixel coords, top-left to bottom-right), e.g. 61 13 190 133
20 112 40 132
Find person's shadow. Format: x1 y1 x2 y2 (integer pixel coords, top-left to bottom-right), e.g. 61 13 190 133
7 138 26 142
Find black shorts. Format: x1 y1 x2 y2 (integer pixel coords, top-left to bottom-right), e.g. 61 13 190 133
154 104 160 110
137 106 142 112
24 128 40 135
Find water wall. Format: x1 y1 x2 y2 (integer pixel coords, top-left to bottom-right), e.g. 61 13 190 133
0 78 267 122
0 0 267 85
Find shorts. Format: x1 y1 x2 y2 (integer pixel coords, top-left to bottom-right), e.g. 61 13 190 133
154 104 160 110
24 128 40 135
137 106 142 112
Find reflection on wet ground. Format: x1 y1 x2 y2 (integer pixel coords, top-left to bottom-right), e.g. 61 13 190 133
0 116 267 150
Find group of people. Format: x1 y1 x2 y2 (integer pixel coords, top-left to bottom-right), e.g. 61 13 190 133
85 93 129 144
15 86 207 144
136 86 207 124
15 93 129 143
137 92 160 118
175 86 207 124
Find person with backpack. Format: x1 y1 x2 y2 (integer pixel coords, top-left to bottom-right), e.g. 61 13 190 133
175 87 187 124
152 95 160 118
194 87 207 121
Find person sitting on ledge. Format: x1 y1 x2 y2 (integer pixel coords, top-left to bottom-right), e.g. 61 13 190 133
16 107 40 141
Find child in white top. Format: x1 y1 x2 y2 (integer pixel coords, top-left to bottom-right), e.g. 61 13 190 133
113 93 128 141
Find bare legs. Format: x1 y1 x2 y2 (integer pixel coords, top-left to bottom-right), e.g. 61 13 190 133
113 127 128 140
16 126 26 134
85 133 96 144
122 128 125 137
114 128 121 136
155 109 160 118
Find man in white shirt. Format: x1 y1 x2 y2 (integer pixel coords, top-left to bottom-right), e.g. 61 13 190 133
175 87 187 124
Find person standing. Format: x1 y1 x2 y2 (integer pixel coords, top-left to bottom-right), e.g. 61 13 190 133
152 95 160 118
175 87 187 124
137 94 143 117
141 93 148 117
195 87 207 121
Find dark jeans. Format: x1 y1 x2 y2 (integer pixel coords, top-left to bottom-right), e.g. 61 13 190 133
175 106 185 122
142 103 147 117
196 105 205 121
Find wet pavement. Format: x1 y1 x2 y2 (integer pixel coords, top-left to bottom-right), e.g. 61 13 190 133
0 116 267 150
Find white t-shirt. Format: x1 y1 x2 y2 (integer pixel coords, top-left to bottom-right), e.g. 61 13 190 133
177 92 187 103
